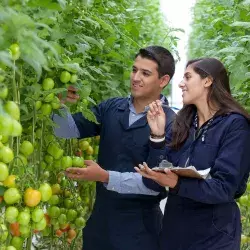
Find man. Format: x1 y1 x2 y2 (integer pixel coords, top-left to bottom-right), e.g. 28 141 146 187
53 46 176 250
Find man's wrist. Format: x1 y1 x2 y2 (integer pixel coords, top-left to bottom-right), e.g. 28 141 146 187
100 170 109 183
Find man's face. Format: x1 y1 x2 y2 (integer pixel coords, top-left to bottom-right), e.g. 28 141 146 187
130 56 163 99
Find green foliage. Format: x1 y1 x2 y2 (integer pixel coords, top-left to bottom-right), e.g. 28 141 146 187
0 0 177 105
188 0 250 112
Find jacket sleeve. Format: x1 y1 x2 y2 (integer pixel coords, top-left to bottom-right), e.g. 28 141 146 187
143 108 175 192
72 100 108 138
176 118 250 204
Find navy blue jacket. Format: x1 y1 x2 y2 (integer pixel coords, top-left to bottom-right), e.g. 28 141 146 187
143 113 250 250
73 97 176 250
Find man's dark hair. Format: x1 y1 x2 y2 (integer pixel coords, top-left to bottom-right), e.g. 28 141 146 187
135 45 175 79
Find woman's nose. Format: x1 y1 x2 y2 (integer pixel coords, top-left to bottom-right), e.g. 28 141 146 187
178 80 185 88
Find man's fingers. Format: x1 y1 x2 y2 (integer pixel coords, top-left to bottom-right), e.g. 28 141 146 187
84 160 95 166
65 173 85 180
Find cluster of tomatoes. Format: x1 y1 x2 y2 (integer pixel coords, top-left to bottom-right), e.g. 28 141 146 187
0 44 98 249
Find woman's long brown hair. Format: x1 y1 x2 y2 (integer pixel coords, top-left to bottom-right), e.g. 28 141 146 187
168 58 250 150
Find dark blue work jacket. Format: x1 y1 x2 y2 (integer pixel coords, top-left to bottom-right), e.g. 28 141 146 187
73 97 176 250
144 113 250 250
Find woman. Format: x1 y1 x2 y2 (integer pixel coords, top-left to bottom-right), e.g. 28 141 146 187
66 58 250 250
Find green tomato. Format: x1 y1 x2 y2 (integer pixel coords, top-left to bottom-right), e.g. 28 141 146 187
19 224 30 238
48 206 60 218
6 246 17 250
51 97 61 109
44 93 54 103
64 198 73 209
5 206 19 223
239 195 248 206
48 195 59 205
72 156 84 167
31 208 44 222
58 214 67 225
9 44 21 61
35 100 42 110
42 78 54 91
17 211 30 225
0 115 13 136
4 188 21 205
1 135 8 143
79 140 89 151
33 217 47 231
45 154 54 164
0 146 14 163
47 143 64 160
66 209 77 222
61 156 72 169
0 84 8 99
0 224 8 242
39 183 52 202
75 217 86 229
15 154 27 167
19 141 34 157
4 101 20 120
60 71 71 83
41 103 52 116
0 162 9 181
70 74 78 83
10 236 24 250
11 120 22 137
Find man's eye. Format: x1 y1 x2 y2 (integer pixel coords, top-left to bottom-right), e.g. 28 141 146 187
132 68 137 73
143 72 150 77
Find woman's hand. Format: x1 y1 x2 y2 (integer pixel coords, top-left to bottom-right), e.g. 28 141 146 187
135 162 178 188
147 100 166 136
65 160 109 183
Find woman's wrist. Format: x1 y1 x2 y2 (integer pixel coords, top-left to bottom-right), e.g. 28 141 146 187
150 131 166 139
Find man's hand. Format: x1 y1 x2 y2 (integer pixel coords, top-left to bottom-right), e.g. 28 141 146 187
58 85 80 104
135 162 178 188
65 160 109 183
147 100 166 136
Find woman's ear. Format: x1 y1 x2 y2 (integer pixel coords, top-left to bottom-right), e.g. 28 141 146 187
160 74 170 88
204 76 213 88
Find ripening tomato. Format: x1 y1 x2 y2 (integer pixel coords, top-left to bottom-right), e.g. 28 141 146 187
0 162 9 181
9 44 21 60
42 78 55 91
3 175 16 188
86 146 94 155
24 188 41 207
51 183 61 195
9 222 20 237
60 71 71 83
4 101 20 120
19 141 34 157
39 183 52 202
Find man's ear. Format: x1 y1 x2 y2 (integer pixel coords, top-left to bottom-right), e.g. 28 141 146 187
204 76 213 88
160 75 170 88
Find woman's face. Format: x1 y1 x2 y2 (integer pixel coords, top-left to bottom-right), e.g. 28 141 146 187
179 65 210 105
